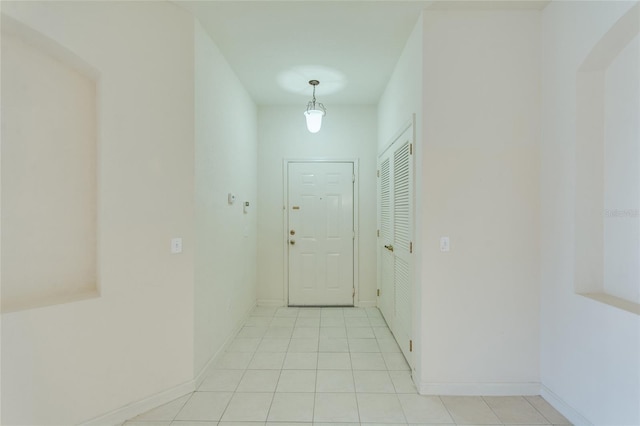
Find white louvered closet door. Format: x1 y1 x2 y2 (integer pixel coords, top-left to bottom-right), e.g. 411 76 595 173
378 156 394 327
377 123 414 368
392 139 413 365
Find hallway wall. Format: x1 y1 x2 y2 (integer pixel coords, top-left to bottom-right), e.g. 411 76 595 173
377 12 424 384
380 8 541 396
378 14 423 150
1 2 196 424
540 2 640 424
256 106 378 307
194 22 258 376
418 8 541 395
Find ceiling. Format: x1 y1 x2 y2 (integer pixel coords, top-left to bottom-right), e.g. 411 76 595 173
177 1 433 106
177 1 549 106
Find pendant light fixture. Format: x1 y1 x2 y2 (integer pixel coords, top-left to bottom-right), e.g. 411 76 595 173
303 80 326 133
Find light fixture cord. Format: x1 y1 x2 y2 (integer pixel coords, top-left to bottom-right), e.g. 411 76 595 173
311 84 317 106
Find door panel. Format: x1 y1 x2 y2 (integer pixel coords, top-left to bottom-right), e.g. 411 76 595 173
394 141 411 252
377 124 414 368
378 156 394 326
288 162 354 306
394 255 412 361
393 139 413 363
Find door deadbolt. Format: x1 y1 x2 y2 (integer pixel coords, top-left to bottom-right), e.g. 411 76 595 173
290 230 295 235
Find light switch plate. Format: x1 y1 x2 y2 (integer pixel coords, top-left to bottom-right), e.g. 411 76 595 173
440 237 450 252
171 237 183 254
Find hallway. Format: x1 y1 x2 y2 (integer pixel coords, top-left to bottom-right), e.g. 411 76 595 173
124 307 570 425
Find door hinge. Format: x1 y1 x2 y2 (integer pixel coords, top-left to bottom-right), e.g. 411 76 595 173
409 340 413 352
377 289 380 297
353 231 356 239
410 144 413 155
409 241 413 253
353 288 356 297
353 174 356 183
377 169 380 178
377 229 380 237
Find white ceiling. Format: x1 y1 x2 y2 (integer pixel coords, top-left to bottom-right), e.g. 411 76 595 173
177 1 549 106
178 1 432 106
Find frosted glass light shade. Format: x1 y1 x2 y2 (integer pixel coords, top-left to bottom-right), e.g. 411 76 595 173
304 109 324 133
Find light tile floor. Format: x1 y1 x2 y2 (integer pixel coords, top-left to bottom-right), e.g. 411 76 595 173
124 306 571 426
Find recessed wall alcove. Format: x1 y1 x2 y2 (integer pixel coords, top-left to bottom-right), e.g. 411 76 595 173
575 3 640 315
1 15 99 312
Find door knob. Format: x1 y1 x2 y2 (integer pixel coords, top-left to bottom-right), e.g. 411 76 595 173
384 244 394 252
290 240 296 245
290 230 296 235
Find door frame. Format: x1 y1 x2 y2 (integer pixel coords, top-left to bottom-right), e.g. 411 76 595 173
283 158 360 306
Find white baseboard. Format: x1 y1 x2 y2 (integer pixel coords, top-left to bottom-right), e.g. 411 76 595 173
258 300 378 308
418 381 541 396
541 384 592 426
80 380 195 426
257 299 285 307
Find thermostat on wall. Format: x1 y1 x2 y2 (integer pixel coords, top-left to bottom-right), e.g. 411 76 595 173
228 193 236 205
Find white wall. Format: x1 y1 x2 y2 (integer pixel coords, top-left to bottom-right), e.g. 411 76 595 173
540 2 640 424
419 9 541 394
1 2 195 424
378 14 423 149
2 21 98 311
194 22 258 376
377 13 424 381
603 32 639 304
257 106 377 306
1 15 3 422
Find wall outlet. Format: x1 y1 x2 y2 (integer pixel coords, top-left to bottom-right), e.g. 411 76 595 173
440 237 450 252
171 237 183 254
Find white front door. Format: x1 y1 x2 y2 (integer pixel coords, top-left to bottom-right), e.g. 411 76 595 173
288 161 354 306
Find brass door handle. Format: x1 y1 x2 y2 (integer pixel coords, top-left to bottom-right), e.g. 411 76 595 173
290 240 296 245
384 244 394 252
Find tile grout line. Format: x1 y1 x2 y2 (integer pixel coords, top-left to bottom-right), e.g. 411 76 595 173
481 395 506 426
168 390 192 424
223 321 262 423
261 310 278 423
437 395 457 425
525 395 556 425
